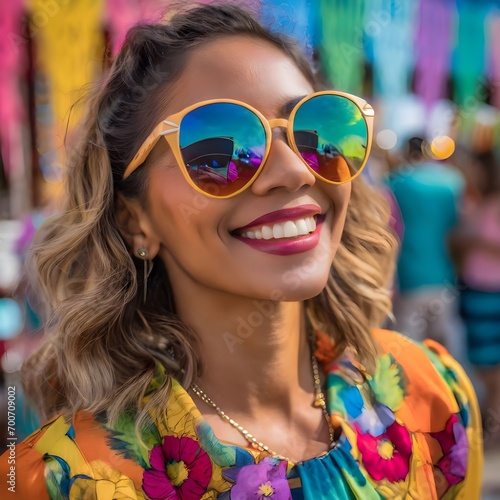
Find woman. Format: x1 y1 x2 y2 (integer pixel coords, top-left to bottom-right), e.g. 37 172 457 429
454 150 500 448
1 4 482 499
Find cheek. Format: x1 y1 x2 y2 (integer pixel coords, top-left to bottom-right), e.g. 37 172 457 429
149 192 227 287
147 168 231 260
149 166 212 229
325 183 351 262
331 182 352 209
327 182 352 231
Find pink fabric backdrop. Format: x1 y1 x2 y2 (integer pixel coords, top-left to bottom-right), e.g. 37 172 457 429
106 0 261 55
0 0 26 176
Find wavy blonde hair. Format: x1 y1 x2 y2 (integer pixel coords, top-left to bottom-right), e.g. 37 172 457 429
23 4 396 434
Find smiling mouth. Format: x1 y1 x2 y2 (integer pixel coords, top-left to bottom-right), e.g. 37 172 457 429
231 213 326 256
234 215 318 240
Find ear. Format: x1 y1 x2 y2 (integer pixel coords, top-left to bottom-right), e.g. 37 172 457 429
115 194 160 259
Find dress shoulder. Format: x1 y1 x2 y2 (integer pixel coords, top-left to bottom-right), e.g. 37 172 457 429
0 415 60 499
0 411 145 499
372 329 470 430
374 329 483 497
322 328 482 499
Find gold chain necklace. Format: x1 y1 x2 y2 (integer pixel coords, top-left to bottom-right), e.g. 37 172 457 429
190 347 336 463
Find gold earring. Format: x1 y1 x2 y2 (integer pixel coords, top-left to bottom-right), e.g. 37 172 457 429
137 248 151 303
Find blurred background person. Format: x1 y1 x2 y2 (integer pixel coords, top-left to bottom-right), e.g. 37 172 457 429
385 137 467 363
451 147 500 449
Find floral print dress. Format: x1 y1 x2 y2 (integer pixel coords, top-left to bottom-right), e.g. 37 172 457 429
0 330 483 499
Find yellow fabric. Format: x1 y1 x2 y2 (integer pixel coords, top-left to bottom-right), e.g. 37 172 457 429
155 378 202 439
35 415 93 478
70 460 139 499
29 0 104 151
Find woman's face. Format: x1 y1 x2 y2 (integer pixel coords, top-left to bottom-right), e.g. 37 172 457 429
140 35 351 302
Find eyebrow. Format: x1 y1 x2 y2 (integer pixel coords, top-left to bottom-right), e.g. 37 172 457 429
279 95 308 117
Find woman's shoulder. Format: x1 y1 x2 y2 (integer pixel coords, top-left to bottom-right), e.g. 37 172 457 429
371 328 478 428
0 410 145 498
334 328 481 434
0 373 241 499
0 415 61 499
323 328 483 498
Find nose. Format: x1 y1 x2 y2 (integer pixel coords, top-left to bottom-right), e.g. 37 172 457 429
250 124 316 196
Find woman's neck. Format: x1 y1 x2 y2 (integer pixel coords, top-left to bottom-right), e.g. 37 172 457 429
170 276 334 462
174 286 313 417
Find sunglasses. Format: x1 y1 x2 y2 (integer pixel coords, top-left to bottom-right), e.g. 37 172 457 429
123 91 374 198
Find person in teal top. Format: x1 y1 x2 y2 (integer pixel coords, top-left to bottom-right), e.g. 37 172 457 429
386 138 466 360
386 140 464 291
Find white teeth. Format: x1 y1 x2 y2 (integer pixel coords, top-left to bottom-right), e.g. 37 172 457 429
262 226 273 240
296 218 308 235
240 216 317 240
272 224 284 238
306 217 316 232
283 221 299 238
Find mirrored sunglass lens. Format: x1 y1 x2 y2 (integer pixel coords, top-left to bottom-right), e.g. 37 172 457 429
293 95 368 182
179 103 266 196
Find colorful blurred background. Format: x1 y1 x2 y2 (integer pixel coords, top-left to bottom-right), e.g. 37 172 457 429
0 0 499 496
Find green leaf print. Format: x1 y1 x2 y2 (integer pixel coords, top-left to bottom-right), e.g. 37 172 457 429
101 411 162 469
368 354 406 411
44 455 70 500
196 420 236 466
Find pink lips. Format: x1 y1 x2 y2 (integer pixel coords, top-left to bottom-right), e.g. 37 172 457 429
232 205 325 256
235 204 322 232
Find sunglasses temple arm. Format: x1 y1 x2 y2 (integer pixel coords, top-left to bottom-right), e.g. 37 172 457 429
123 122 179 180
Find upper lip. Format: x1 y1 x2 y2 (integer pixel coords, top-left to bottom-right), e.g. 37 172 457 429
233 204 322 233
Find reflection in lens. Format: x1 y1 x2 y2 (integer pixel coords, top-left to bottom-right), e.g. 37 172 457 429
179 103 266 196
293 95 368 182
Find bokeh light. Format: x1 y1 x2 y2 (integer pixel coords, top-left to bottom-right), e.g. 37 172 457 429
376 129 398 150
430 135 455 160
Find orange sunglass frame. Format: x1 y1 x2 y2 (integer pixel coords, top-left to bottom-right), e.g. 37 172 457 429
123 90 375 199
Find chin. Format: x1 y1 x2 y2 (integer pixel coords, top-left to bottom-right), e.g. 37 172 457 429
278 280 330 302
275 250 334 300
256 268 332 302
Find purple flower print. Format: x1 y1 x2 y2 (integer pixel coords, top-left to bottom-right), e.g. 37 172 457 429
431 414 468 487
228 457 291 499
